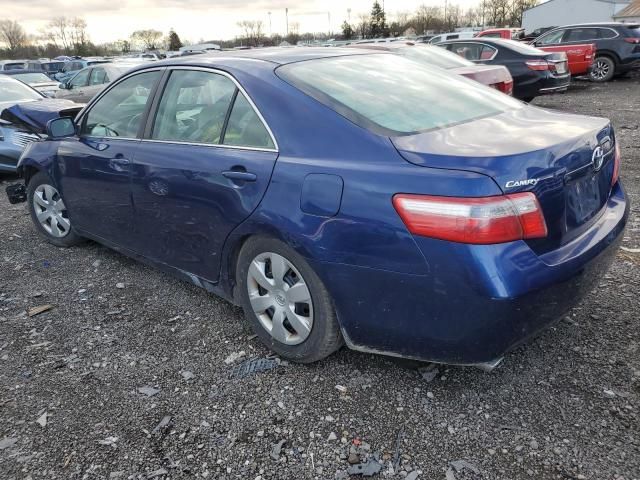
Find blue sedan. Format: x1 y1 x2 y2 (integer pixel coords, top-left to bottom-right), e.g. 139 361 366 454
15 48 628 367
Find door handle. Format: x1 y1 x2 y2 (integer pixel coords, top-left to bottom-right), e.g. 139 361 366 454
111 157 130 165
222 170 257 182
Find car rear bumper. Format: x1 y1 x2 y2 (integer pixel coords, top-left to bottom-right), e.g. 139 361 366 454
312 182 628 365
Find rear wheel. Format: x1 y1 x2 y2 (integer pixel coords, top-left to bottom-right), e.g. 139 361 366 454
590 56 616 82
236 236 343 363
27 171 83 247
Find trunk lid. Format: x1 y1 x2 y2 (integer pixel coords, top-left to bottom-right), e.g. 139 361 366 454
392 106 616 253
450 64 513 93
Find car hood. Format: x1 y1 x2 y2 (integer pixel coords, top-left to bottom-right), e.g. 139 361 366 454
30 81 61 89
0 98 83 133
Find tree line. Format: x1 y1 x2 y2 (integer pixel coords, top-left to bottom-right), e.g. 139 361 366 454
0 17 185 59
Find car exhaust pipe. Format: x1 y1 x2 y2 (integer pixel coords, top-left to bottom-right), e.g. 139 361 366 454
473 357 504 372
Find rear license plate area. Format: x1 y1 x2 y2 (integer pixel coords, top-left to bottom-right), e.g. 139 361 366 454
565 171 607 229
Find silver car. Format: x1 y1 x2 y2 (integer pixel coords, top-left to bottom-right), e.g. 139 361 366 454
55 63 138 103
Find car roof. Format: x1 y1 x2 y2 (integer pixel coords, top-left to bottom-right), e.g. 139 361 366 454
0 70 50 76
139 47 385 69
554 22 638 28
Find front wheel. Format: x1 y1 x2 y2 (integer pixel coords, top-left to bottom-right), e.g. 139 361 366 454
236 236 343 363
590 56 616 82
27 171 84 247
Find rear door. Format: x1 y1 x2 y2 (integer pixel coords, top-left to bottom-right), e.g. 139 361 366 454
128 68 279 281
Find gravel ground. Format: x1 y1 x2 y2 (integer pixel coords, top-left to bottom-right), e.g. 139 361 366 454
1 76 639 480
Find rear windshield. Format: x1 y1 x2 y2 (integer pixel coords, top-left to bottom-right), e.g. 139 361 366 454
277 54 521 135
399 45 474 69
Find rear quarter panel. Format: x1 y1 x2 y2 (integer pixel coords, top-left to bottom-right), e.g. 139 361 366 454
538 43 595 75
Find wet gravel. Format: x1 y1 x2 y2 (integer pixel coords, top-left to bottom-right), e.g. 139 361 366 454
1 76 639 480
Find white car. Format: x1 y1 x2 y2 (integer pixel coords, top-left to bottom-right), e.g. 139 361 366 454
429 31 476 44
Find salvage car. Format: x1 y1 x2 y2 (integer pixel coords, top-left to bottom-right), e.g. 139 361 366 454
13 49 627 367
54 58 110 83
56 63 139 103
349 42 514 95
531 23 640 82
0 75 81 173
0 71 61 97
439 38 570 102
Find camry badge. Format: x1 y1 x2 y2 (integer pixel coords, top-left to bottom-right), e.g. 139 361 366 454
505 178 539 189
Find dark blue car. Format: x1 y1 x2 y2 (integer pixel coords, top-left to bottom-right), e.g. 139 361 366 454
15 48 628 367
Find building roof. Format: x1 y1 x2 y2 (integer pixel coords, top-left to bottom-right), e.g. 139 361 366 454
525 0 630 13
614 0 640 18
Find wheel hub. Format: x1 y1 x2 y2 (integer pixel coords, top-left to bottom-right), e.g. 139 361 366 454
33 184 70 238
247 252 314 345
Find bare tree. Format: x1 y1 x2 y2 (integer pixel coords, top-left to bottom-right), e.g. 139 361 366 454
356 13 369 39
414 5 442 34
0 20 27 56
46 17 72 52
131 29 163 50
236 20 264 47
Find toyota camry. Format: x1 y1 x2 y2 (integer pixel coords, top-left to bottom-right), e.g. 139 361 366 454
13 48 628 368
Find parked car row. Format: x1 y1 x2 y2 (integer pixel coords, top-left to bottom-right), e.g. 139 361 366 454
6 48 627 367
431 22 640 83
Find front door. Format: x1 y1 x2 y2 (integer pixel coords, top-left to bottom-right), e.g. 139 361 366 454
56 69 163 245
128 68 278 281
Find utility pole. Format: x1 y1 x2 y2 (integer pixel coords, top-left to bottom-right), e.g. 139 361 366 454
347 8 351 22
328 11 331 36
268 11 272 36
286 8 289 36
444 0 448 30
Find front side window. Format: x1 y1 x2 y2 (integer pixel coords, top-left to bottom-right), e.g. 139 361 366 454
70 69 90 88
278 54 522 135
537 29 565 45
81 70 160 138
482 32 502 38
152 70 236 144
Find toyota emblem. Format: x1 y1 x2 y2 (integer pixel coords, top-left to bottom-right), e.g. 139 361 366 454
592 146 605 172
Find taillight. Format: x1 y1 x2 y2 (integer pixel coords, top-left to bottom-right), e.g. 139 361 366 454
503 79 514 96
612 141 621 186
526 59 550 71
392 192 548 245
624 37 640 44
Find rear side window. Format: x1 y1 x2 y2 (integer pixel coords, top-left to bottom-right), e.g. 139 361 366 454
565 28 600 42
599 28 619 39
70 69 90 87
278 54 522 135
223 92 275 149
89 68 107 85
448 43 496 61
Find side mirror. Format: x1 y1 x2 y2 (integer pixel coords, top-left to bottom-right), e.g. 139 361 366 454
58 82 69 89
47 117 76 139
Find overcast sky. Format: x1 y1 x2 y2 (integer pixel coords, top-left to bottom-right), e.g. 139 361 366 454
3 0 485 44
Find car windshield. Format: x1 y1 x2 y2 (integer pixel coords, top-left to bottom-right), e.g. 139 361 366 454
278 53 522 135
0 78 42 102
13 73 51 83
398 45 474 69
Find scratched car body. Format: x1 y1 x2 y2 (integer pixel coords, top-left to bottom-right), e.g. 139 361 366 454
16 48 628 366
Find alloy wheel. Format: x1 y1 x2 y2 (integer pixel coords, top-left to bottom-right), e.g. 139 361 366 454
591 60 610 81
32 184 71 238
247 252 313 345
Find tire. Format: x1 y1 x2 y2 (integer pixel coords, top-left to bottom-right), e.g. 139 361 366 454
27 171 84 247
590 56 616 82
236 236 343 363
